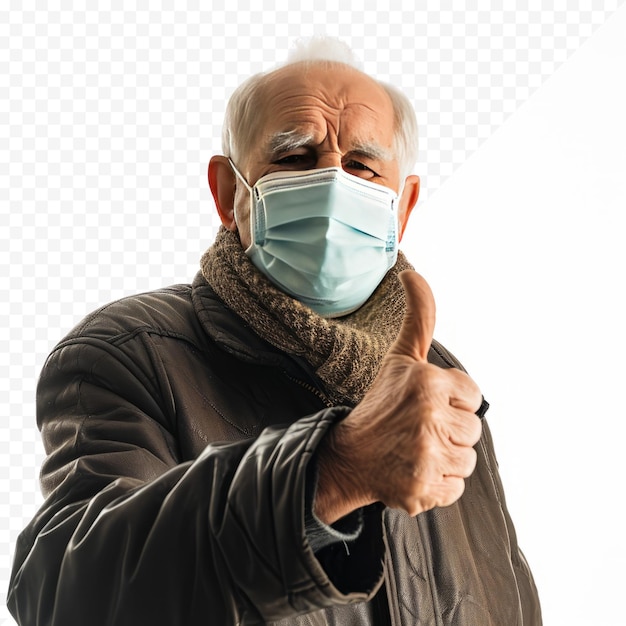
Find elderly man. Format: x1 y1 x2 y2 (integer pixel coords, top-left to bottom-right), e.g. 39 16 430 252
8 39 541 625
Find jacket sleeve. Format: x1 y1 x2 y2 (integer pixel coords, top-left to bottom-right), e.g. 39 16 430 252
7 337 385 625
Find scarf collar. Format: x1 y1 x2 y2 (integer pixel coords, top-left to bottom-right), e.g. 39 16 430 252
200 227 412 406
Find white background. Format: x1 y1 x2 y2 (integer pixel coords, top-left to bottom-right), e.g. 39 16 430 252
2 3 625 624
404 8 626 624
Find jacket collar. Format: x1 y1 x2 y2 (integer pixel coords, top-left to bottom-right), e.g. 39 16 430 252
191 271 310 373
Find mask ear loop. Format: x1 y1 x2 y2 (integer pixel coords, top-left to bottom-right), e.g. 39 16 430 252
228 158 253 192
227 158 258 251
390 179 404 249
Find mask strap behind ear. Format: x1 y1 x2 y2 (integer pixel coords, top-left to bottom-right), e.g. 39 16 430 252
228 158 253 192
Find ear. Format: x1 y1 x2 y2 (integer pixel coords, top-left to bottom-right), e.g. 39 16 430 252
397 175 420 241
208 155 237 230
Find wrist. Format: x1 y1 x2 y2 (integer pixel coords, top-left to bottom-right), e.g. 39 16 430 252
313 421 374 525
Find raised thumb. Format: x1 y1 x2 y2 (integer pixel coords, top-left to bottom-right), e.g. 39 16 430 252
390 270 436 362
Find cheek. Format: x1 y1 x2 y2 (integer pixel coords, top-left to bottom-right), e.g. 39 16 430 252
386 163 402 194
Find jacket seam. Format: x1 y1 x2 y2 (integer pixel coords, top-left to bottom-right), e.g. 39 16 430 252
67 336 180 465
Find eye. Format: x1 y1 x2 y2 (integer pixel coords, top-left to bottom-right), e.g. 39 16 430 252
273 153 316 169
344 160 379 179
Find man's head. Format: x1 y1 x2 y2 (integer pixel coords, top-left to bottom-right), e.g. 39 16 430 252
208 37 421 249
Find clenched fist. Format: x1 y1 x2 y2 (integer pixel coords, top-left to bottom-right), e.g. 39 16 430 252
315 270 483 524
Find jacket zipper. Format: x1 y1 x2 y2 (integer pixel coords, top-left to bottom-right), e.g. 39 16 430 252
282 371 334 409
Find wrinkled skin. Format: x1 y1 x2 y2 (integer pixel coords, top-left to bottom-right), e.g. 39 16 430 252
208 61 421 248
315 270 483 523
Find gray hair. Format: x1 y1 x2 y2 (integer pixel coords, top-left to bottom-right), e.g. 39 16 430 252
221 36 419 184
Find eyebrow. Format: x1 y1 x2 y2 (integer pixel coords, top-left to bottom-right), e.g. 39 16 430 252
266 130 393 162
267 130 315 158
350 141 393 162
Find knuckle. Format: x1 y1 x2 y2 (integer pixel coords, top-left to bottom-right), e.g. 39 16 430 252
415 435 443 465
470 415 483 442
464 448 478 475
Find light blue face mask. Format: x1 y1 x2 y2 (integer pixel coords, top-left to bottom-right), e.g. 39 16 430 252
230 160 400 318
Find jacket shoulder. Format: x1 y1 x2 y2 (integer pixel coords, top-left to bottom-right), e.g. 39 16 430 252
58 284 198 346
428 338 467 372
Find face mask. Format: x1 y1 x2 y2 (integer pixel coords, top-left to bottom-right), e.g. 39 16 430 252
229 160 400 318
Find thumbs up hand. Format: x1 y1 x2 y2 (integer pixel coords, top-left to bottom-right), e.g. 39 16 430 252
314 271 483 524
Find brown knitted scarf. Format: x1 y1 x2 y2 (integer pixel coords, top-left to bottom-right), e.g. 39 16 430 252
200 227 413 406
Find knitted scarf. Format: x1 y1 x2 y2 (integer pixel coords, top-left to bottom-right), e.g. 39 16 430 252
200 227 413 406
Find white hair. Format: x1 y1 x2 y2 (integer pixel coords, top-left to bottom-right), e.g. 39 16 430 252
221 36 418 183
286 36 363 69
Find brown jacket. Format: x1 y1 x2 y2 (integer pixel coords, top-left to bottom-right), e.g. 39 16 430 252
8 273 541 625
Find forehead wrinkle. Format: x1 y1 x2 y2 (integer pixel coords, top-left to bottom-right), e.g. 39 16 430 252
261 92 395 162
